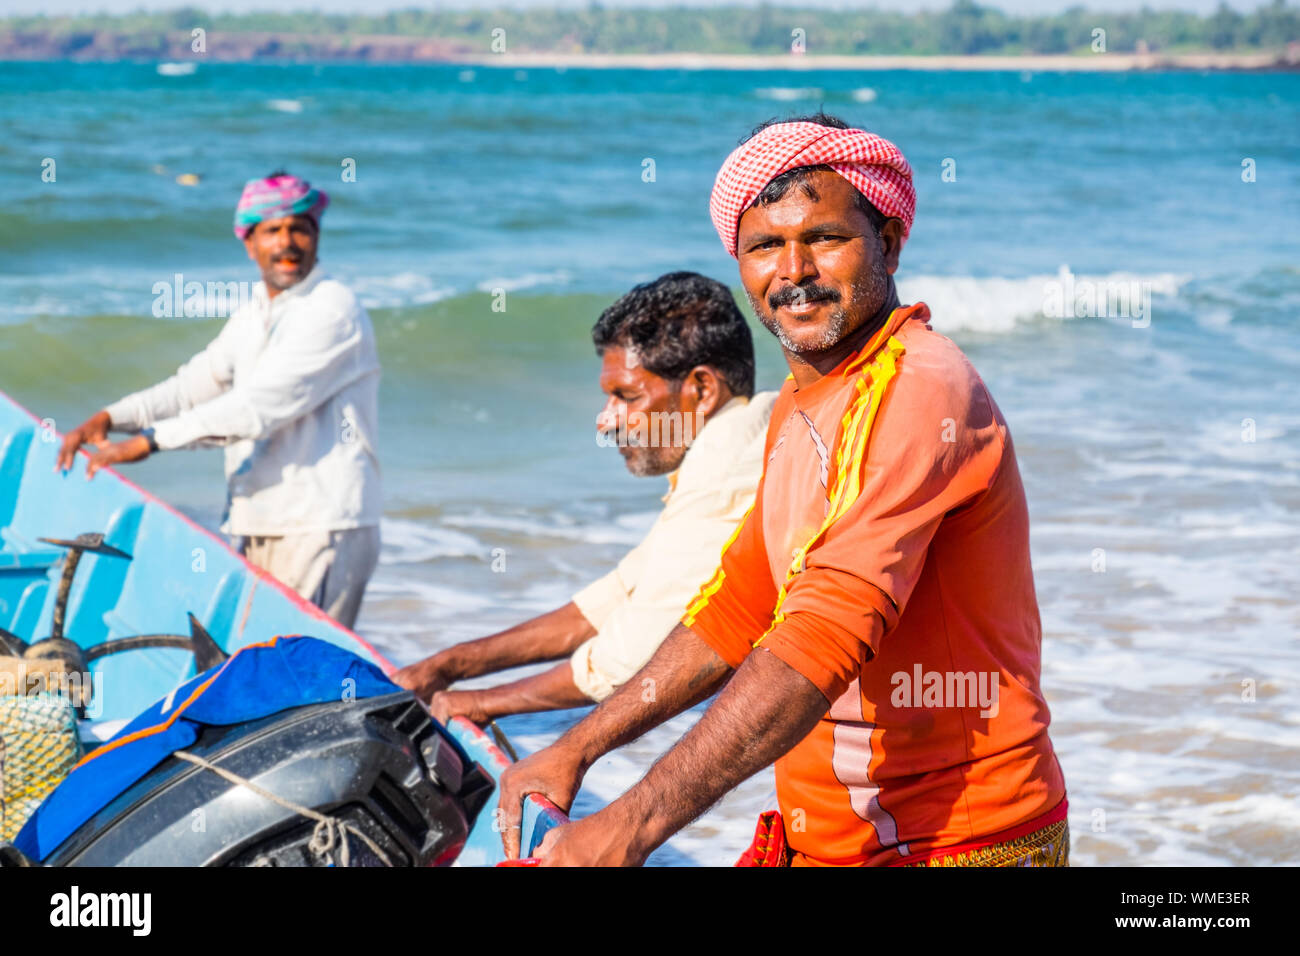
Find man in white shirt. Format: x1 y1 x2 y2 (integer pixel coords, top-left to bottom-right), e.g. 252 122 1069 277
55 172 382 629
393 271 775 723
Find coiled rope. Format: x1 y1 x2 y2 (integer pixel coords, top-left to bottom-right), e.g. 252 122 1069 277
173 749 394 867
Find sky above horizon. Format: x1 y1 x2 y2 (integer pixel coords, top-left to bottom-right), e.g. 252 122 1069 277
0 0 1279 18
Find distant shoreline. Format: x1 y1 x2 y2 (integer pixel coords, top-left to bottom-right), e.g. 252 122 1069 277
3 47 1299 72
449 51 1300 72
5 3 1299 72
2 22 1298 72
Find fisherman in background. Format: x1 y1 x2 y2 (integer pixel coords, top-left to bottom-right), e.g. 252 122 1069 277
55 172 382 630
393 272 775 724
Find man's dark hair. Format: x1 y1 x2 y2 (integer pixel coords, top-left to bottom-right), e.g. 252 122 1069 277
592 272 755 398
741 111 890 234
266 168 290 178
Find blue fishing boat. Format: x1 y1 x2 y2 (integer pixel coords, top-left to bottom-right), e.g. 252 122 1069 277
0 389 563 865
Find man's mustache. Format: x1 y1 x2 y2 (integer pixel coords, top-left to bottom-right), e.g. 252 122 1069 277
769 283 840 310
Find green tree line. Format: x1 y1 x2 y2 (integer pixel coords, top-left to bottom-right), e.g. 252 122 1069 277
5 0 1299 56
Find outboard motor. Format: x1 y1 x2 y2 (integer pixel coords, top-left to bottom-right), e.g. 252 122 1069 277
8 637 493 867
46 693 492 867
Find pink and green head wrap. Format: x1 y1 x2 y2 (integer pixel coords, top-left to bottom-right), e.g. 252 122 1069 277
233 173 329 239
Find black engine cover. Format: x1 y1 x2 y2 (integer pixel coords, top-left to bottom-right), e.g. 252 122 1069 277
43 692 493 867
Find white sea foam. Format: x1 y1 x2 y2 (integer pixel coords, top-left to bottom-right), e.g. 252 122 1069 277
266 98 304 113
157 62 197 77
362 576 496 617
348 271 456 309
440 508 651 547
5 267 1200 333
379 517 484 565
897 269 1190 335
1195 306 1235 329
474 271 573 294
754 87 824 101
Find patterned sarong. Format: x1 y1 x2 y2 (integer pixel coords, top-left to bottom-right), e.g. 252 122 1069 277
897 799 1070 867
736 799 1070 867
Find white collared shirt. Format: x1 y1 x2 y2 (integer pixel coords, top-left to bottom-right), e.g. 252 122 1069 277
569 391 777 701
106 265 382 536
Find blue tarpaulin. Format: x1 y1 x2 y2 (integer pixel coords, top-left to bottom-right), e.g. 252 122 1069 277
15 635 397 861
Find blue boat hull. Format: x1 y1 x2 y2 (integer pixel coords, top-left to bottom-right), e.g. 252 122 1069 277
0 389 562 863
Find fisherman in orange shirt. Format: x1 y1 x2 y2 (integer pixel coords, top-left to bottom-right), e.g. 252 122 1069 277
497 112 1069 867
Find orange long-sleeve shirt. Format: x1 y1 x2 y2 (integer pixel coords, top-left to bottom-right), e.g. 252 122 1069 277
684 302 1066 866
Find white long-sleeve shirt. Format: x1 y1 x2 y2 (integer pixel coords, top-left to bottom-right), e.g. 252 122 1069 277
106 265 382 536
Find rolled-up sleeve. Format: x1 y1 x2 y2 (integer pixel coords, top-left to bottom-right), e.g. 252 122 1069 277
571 538 646 633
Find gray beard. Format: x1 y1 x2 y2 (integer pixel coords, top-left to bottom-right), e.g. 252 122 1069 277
752 299 853 354
622 443 684 477
748 263 890 358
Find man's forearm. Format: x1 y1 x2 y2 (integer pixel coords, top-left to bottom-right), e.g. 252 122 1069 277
451 662 592 721
607 646 829 860
438 601 595 681
554 623 731 771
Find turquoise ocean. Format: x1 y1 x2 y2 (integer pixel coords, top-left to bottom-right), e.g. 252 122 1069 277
1 61 1298 864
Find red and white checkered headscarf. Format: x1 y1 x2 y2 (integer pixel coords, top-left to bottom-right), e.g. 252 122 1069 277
709 122 915 258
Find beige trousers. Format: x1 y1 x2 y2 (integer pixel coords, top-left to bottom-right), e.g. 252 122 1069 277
238 526 381 630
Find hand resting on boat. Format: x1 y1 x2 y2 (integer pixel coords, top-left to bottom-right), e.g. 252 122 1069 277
496 622 730 859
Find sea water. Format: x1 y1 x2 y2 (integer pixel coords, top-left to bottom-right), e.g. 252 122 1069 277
1 61 1297 865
